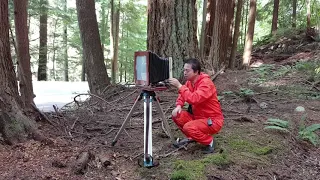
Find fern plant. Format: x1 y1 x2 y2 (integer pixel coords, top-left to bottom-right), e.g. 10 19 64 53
298 114 320 146
264 118 289 132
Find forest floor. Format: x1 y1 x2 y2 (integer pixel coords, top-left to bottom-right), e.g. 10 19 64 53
0 32 320 180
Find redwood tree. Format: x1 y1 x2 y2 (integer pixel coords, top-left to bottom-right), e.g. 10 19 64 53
203 0 216 60
147 0 199 78
13 0 35 109
306 0 311 29
37 0 48 81
0 0 45 145
76 0 110 94
292 0 297 28
229 0 243 69
271 0 279 35
110 0 120 84
208 0 233 71
242 0 257 69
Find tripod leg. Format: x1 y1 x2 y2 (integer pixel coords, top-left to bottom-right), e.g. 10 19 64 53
154 97 175 144
112 95 140 146
144 93 154 166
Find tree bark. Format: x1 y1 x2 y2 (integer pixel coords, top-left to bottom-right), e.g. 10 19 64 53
52 19 57 80
306 0 311 29
38 0 48 81
229 0 243 69
76 0 110 94
203 0 215 60
208 0 233 71
228 0 236 50
271 0 279 35
199 0 207 59
63 0 68 81
0 0 46 145
292 0 297 28
114 1 120 84
13 0 35 109
242 0 257 69
147 0 199 79
110 0 120 84
81 55 85 81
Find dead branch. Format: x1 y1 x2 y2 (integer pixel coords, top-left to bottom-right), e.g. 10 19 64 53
72 151 91 174
158 144 188 158
107 89 139 104
97 153 112 167
74 93 111 105
70 117 79 130
306 80 320 91
59 101 77 111
254 90 278 95
225 116 255 123
31 103 56 126
211 66 226 81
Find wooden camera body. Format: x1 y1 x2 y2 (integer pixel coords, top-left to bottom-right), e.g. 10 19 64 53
134 51 172 90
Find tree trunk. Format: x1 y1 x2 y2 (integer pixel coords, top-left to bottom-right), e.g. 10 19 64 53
13 0 35 109
203 0 215 60
63 0 68 81
306 0 311 29
208 0 233 71
38 0 48 81
76 0 110 94
243 0 249 46
0 0 46 145
199 0 207 59
147 0 199 79
81 55 85 81
242 0 256 69
271 0 279 35
228 0 236 50
229 0 243 69
52 19 57 80
110 0 120 84
292 0 297 28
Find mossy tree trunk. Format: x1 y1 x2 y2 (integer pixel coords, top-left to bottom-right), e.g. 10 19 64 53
147 0 199 79
0 0 46 145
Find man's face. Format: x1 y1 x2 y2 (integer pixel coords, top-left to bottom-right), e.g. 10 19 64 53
183 63 198 81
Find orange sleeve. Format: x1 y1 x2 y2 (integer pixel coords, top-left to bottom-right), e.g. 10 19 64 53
176 94 185 107
178 79 215 105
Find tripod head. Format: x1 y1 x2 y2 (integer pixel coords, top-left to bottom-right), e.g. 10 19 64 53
135 80 170 92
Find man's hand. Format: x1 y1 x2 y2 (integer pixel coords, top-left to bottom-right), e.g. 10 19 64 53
168 78 182 89
172 105 182 117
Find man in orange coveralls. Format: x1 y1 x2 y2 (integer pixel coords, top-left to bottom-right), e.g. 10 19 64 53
168 58 224 154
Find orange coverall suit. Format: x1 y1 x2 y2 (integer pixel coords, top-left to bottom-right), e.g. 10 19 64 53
172 73 224 145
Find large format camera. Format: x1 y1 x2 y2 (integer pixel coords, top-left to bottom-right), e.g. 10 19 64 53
134 51 172 88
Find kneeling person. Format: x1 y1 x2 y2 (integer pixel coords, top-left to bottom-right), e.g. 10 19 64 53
168 58 224 154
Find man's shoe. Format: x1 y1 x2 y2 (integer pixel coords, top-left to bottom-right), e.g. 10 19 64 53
173 138 195 148
202 144 215 154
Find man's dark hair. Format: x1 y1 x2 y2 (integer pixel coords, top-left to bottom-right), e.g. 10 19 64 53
184 58 201 74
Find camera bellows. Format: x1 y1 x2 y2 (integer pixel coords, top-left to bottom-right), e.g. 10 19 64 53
149 52 169 84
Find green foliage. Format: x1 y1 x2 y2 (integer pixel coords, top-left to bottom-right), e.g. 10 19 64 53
294 60 320 82
222 91 236 96
228 138 273 155
171 153 231 180
239 88 254 97
264 118 289 133
298 114 320 146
